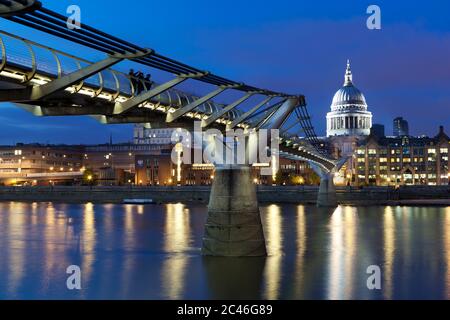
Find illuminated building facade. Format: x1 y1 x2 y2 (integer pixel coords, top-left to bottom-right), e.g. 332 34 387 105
0 144 84 185
134 153 316 186
354 126 450 186
83 143 172 185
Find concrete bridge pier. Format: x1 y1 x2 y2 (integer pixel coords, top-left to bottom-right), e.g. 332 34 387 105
202 165 267 257
317 173 338 207
309 162 339 208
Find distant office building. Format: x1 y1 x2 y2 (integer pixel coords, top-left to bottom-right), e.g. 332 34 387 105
371 124 385 138
0 144 84 186
134 125 178 145
354 126 449 186
83 143 172 185
393 117 409 137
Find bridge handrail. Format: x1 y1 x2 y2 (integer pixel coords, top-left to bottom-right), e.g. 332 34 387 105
0 29 249 122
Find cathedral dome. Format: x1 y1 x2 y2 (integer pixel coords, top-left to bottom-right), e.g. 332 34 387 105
331 60 367 110
332 85 367 107
326 60 373 137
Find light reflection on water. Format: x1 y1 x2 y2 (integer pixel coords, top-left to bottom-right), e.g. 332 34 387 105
445 207 450 299
0 202 449 300
263 204 283 300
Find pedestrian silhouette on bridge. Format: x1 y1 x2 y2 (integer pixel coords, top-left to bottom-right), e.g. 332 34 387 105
144 74 153 90
135 71 145 94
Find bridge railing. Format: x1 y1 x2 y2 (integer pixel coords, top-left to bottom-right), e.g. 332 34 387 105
0 30 246 121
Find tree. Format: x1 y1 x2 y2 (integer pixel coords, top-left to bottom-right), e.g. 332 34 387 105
290 175 305 186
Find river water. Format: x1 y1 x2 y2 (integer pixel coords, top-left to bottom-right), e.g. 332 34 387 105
0 202 449 300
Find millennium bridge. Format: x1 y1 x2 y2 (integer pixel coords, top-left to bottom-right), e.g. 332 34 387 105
0 0 345 256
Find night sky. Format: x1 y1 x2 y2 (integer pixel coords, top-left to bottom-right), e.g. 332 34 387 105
0 0 449 145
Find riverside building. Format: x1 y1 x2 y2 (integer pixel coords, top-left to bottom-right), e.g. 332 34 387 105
354 126 450 186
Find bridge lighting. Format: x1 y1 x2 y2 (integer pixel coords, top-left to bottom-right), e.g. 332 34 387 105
60 167 64 171
175 143 183 183
50 167 54 171
271 154 277 182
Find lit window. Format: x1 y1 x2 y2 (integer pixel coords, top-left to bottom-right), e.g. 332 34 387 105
428 149 436 154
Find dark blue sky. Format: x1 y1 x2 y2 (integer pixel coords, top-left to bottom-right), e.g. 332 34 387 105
1 0 449 144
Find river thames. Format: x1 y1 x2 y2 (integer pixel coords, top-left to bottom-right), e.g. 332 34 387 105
0 202 449 300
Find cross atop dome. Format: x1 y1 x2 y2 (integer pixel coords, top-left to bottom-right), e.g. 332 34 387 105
344 59 353 86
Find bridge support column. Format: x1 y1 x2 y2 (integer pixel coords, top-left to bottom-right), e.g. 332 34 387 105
317 173 338 207
202 165 267 257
